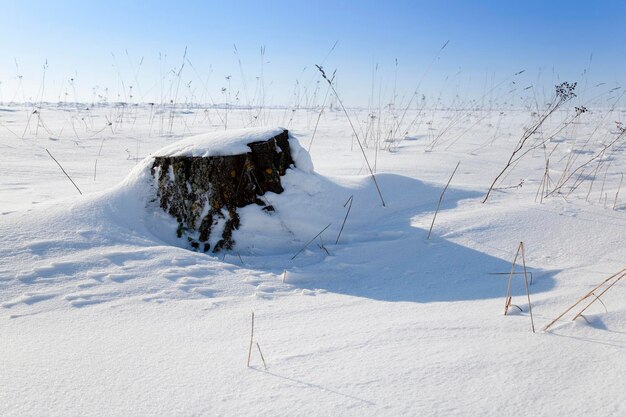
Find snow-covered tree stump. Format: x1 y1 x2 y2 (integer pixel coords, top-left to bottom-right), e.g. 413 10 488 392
150 128 294 252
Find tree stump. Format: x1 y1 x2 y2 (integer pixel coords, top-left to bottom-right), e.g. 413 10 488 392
150 129 294 252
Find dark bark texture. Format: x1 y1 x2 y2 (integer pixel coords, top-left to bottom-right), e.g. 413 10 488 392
150 129 293 252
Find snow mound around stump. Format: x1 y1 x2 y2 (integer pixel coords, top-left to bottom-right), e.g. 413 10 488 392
147 128 312 252
118 127 317 253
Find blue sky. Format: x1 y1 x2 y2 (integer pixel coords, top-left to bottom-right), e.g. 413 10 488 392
0 0 624 106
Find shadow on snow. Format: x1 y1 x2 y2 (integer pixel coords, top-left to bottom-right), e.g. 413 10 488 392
238 172 557 304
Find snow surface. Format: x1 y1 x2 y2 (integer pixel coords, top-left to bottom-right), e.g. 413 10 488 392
0 104 625 416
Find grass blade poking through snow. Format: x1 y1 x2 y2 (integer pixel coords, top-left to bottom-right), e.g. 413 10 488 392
316 65 386 207
427 161 460 239
614 173 623 210
543 268 626 332
247 311 254 368
255 342 268 370
45 149 82 195
308 72 335 153
246 312 268 370
571 270 626 322
520 242 535 333
503 242 535 333
291 224 331 260
335 195 353 244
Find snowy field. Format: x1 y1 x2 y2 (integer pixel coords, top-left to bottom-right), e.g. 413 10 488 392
1 102 625 416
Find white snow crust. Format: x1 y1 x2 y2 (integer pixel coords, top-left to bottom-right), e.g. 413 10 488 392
154 126 286 157
0 105 625 417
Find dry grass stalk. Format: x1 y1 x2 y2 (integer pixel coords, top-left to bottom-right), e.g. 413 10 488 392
614 173 623 210
428 161 460 239
503 242 535 332
504 243 522 314
45 148 82 195
255 342 268 370
550 124 626 198
535 158 550 203
520 243 535 333
543 268 626 331
571 270 626 321
597 163 611 204
488 271 533 285
308 76 334 153
391 40 449 142
584 157 606 202
291 223 331 260
317 236 330 255
247 311 255 367
316 64 386 207
483 82 577 203
335 195 354 244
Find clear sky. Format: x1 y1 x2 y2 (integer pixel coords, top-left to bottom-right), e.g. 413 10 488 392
0 0 624 106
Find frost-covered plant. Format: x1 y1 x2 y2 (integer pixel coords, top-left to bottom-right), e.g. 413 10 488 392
482 81 578 203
